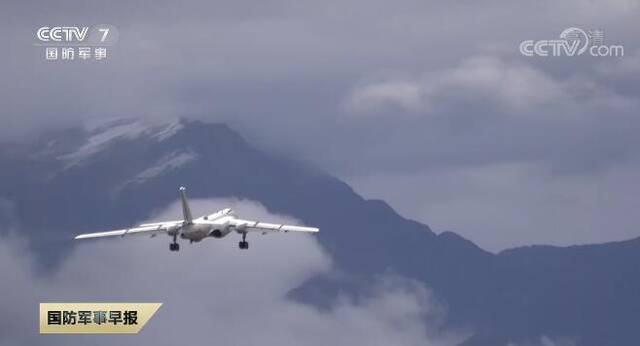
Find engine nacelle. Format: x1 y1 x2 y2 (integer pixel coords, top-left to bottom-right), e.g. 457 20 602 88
209 227 231 238
165 224 181 236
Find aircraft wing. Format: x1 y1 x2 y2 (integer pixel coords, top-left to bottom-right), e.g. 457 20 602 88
138 220 182 227
229 218 319 234
74 224 169 240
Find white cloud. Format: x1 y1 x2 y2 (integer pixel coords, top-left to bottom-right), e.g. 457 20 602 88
346 56 604 114
434 57 562 111
347 80 427 114
0 199 464 346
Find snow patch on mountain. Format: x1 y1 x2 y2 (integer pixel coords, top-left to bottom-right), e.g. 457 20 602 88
58 120 149 167
58 118 184 167
152 121 184 141
133 150 199 181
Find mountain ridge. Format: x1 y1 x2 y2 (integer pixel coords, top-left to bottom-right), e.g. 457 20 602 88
1 117 638 345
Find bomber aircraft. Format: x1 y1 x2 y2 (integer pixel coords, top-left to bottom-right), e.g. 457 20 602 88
75 187 319 251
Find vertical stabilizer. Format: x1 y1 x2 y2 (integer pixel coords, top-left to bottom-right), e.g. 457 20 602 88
179 186 193 224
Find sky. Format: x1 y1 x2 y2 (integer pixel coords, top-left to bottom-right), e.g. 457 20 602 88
1 0 639 251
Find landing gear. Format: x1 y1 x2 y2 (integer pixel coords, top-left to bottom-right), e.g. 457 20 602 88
170 234 180 252
238 232 249 250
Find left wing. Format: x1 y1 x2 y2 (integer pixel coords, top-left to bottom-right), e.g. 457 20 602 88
228 218 319 234
74 224 169 240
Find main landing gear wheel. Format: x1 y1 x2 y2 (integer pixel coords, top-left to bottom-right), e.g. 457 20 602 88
238 232 249 250
170 234 180 251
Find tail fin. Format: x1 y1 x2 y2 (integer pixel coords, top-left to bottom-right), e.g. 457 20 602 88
179 186 193 224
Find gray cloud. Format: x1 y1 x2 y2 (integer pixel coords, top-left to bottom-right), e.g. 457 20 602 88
0 199 464 345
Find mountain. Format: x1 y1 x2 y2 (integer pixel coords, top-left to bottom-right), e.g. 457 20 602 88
1 118 639 345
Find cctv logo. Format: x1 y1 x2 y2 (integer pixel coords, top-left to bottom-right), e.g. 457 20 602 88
519 27 624 57
35 25 117 46
35 25 118 62
36 27 91 42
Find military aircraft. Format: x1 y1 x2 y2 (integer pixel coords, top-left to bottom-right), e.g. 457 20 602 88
74 187 319 251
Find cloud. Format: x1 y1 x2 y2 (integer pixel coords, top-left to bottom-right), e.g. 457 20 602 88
507 335 578 346
345 56 637 116
0 199 463 346
347 79 427 114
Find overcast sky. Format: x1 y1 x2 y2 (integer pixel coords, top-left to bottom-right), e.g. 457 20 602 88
1 0 639 251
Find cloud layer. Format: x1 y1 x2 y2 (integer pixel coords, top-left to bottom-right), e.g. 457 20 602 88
0 199 462 345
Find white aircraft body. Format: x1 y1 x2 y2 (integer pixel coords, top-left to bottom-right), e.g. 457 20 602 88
74 187 319 251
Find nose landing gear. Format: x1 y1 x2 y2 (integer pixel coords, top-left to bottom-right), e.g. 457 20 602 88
238 232 249 250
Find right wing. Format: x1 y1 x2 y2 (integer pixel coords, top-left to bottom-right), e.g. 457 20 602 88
229 218 319 234
74 224 171 240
